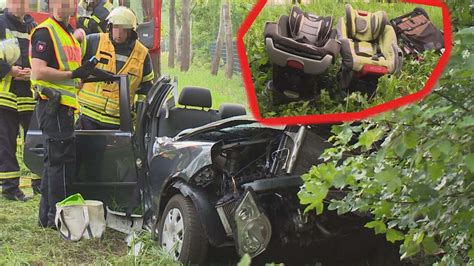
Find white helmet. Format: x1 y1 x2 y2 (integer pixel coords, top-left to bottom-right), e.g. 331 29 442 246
0 38 21 66
106 6 138 31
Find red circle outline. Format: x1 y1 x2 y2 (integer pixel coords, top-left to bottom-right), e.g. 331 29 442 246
237 0 453 126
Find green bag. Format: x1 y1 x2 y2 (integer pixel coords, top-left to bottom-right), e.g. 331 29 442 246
57 193 86 207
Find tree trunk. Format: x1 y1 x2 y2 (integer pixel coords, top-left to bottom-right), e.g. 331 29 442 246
211 3 225 75
224 0 233 79
168 0 176 68
180 0 191 72
176 25 182 64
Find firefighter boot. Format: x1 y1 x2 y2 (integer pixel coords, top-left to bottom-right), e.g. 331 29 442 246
1 178 31 201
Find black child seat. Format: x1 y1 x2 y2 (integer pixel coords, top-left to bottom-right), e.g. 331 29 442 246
158 87 218 137
390 7 444 56
264 6 340 101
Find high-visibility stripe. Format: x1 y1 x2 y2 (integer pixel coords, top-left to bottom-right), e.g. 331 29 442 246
0 171 21 179
0 29 17 109
17 97 36 112
136 94 146 103
0 90 17 109
142 72 155 82
81 105 120 125
90 15 101 24
0 76 13 92
116 54 129 63
31 175 41 180
8 30 29 40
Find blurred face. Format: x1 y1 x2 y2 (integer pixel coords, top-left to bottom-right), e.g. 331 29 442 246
111 26 130 44
49 0 76 22
6 0 29 19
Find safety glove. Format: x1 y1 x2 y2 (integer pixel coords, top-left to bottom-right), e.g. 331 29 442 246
71 60 97 79
91 68 115 81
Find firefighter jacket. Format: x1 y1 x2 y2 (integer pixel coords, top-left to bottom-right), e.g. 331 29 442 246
0 12 36 113
78 33 154 125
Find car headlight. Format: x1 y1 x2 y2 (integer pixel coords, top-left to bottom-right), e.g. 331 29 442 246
234 189 271 257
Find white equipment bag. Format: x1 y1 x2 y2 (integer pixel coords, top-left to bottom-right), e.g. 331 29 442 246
55 200 106 241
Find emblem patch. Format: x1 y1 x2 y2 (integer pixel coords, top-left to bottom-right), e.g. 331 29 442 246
36 41 46 53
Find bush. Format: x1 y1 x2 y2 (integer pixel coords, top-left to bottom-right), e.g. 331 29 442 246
298 18 474 266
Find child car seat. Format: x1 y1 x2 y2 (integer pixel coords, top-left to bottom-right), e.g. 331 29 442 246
264 6 340 102
336 4 403 90
390 7 444 56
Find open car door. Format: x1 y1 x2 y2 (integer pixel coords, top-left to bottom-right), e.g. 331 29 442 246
25 76 139 214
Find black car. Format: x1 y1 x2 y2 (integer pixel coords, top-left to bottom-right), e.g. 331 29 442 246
24 76 399 264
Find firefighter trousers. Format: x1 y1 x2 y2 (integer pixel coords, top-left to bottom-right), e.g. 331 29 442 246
36 100 76 227
0 108 32 194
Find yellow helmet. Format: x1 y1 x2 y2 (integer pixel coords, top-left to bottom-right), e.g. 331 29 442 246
0 38 21 66
106 6 138 31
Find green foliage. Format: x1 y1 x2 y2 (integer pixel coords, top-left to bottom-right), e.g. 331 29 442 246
161 54 248 110
244 0 443 118
298 16 474 265
0 194 177 265
162 0 255 66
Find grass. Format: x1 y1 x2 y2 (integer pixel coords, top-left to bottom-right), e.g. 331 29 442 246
0 187 178 265
161 55 249 110
245 0 443 118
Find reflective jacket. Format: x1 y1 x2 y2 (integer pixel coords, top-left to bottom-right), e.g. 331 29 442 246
30 18 82 109
78 0 113 34
78 33 152 125
0 13 36 112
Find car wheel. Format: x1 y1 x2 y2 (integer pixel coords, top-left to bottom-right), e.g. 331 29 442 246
157 194 208 264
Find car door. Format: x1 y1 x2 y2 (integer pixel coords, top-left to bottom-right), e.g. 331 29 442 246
24 76 141 213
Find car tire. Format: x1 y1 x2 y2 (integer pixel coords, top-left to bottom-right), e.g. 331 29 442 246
157 194 208 265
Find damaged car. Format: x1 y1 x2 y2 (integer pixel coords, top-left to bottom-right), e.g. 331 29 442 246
24 75 400 264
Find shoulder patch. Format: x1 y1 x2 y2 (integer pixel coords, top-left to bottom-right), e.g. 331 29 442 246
36 41 47 53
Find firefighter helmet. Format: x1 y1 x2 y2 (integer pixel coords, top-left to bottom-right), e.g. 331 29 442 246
106 6 138 31
0 38 20 66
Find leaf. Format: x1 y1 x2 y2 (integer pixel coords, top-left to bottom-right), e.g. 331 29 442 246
332 173 347 189
359 128 383 149
375 167 401 193
237 254 251 266
428 163 444 180
458 116 474 128
376 167 398 184
468 249 474 259
386 229 405 243
394 139 407 158
465 153 474 173
365 220 387 235
422 236 439 255
438 140 452 155
403 131 419 149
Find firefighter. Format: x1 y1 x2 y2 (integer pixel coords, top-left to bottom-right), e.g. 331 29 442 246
77 6 155 130
0 0 38 201
30 0 100 228
77 0 113 35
